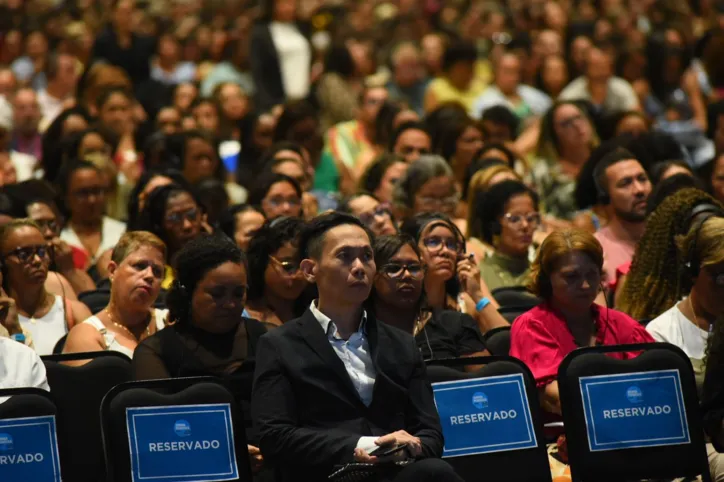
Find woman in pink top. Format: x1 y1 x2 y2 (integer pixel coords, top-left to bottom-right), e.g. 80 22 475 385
510 228 653 415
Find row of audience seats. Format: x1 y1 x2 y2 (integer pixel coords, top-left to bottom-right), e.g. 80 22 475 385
0 342 709 482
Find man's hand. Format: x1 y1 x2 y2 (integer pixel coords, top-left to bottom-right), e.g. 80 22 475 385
247 445 264 473
51 238 75 274
353 431 422 463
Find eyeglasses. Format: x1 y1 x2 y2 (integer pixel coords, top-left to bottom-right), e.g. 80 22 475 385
359 203 391 227
264 196 301 209
4 244 50 263
422 236 462 254
270 256 300 275
503 212 541 228
72 187 106 199
380 262 425 279
166 207 200 225
557 114 586 130
33 219 60 234
417 194 460 210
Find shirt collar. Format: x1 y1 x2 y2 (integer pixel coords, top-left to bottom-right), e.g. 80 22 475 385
310 300 367 338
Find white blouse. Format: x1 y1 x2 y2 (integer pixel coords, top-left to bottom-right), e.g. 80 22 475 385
269 21 311 101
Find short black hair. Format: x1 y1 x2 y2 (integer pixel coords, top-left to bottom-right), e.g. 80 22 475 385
193 177 230 226
359 154 405 195
218 203 261 241
298 212 372 260
477 180 539 244
480 105 520 138
246 217 304 301
136 183 200 245
126 168 189 230
388 121 430 151
273 101 317 143
593 147 639 195
166 233 246 325
442 41 477 71
247 172 303 211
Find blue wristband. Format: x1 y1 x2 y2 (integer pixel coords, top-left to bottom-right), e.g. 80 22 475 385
475 297 491 312
10 333 25 344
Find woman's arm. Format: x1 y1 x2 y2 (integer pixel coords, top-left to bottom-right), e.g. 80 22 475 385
62 323 106 366
132 342 172 380
70 300 92 329
540 381 562 415
683 69 708 132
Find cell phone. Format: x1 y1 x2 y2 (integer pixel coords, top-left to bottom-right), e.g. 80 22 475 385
368 442 408 457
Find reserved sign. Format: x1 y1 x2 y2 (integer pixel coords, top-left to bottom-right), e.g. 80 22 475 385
0 415 61 482
579 369 690 452
433 373 538 458
126 403 239 482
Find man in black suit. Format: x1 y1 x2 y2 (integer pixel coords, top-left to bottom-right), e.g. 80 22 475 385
252 212 462 481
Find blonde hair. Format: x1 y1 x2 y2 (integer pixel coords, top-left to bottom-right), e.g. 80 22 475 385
528 228 604 299
111 231 167 265
676 216 724 273
466 164 519 238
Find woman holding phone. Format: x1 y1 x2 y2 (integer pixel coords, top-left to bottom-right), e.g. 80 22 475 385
400 213 508 335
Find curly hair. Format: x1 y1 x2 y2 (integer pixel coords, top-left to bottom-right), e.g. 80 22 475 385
246 217 304 302
166 234 246 326
617 188 722 321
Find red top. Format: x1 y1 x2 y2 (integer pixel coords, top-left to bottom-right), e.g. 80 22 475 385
510 303 655 388
71 245 89 271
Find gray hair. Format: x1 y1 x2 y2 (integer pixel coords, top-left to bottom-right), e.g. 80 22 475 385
393 154 453 209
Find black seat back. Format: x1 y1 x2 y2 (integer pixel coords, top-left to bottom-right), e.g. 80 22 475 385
558 343 711 482
42 351 132 482
427 356 551 482
100 377 252 482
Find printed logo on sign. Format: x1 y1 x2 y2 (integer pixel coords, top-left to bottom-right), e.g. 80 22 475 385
626 385 643 404
472 392 488 409
0 433 12 451
174 420 191 438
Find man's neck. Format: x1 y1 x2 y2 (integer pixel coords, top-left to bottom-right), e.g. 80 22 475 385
607 216 645 244
373 299 416 334
317 297 363 340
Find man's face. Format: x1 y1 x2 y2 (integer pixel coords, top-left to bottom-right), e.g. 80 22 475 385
12 90 40 135
605 159 652 222
56 55 79 92
393 129 431 163
586 49 613 83
309 224 376 307
183 137 218 184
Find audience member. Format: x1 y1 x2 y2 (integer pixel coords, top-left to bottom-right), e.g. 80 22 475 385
248 172 303 220
219 204 265 251
339 193 397 237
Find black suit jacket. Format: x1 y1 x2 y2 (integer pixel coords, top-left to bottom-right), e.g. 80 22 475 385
251 308 444 481
249 24 286 112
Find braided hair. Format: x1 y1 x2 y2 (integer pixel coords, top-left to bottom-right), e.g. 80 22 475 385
166 234 246 326
617 188 722 321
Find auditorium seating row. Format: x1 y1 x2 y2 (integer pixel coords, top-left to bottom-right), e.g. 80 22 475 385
0 343 710 482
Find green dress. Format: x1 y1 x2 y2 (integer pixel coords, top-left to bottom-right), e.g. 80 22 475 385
480 251 531 292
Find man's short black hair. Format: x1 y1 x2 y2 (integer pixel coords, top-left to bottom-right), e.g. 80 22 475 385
480 105 520 138
442 41 477 72
298 212 373 260
593 147 639 195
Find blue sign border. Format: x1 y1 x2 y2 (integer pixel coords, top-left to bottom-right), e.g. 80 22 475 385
579 369 690 452
0 415 62 482
126 403 239 482
433 373 538 457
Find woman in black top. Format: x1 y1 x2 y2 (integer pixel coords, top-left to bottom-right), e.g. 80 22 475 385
368 234 487 370
132 233 266 471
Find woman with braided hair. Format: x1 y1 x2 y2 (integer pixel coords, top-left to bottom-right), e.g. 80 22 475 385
616 188 723 321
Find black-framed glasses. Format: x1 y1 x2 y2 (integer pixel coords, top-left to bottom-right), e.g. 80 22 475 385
422 236 462 254
4 244 50 263
380 262 425 279
270 256 300 275
359 203 391 226
264 196 301 209
558 113 586 130
166 207 200 225
503 212 541 228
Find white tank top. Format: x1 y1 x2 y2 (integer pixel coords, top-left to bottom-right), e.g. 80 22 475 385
19 295 68 356
82 309 168 359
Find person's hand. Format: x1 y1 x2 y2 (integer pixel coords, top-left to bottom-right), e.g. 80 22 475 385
301 192 318 220
247 445 264 473
353 431 422 463
52 238 76 274
457 254 483 301
0 290 21 336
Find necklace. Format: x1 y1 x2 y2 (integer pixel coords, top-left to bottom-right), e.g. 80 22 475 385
27 292 52 324
688 296 713 335
105 308 152 341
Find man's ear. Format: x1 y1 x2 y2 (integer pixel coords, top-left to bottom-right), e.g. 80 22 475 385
300 258 317 284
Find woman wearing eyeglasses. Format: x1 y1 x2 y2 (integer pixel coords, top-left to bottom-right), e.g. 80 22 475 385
58 161 127 267
245 217 308 329
477 180 540 291
2 220 92 355
400 213 508 335
133 234 267 473
339 193 397 237
248 172 303 221
369 234 487 368
137 184 206 289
